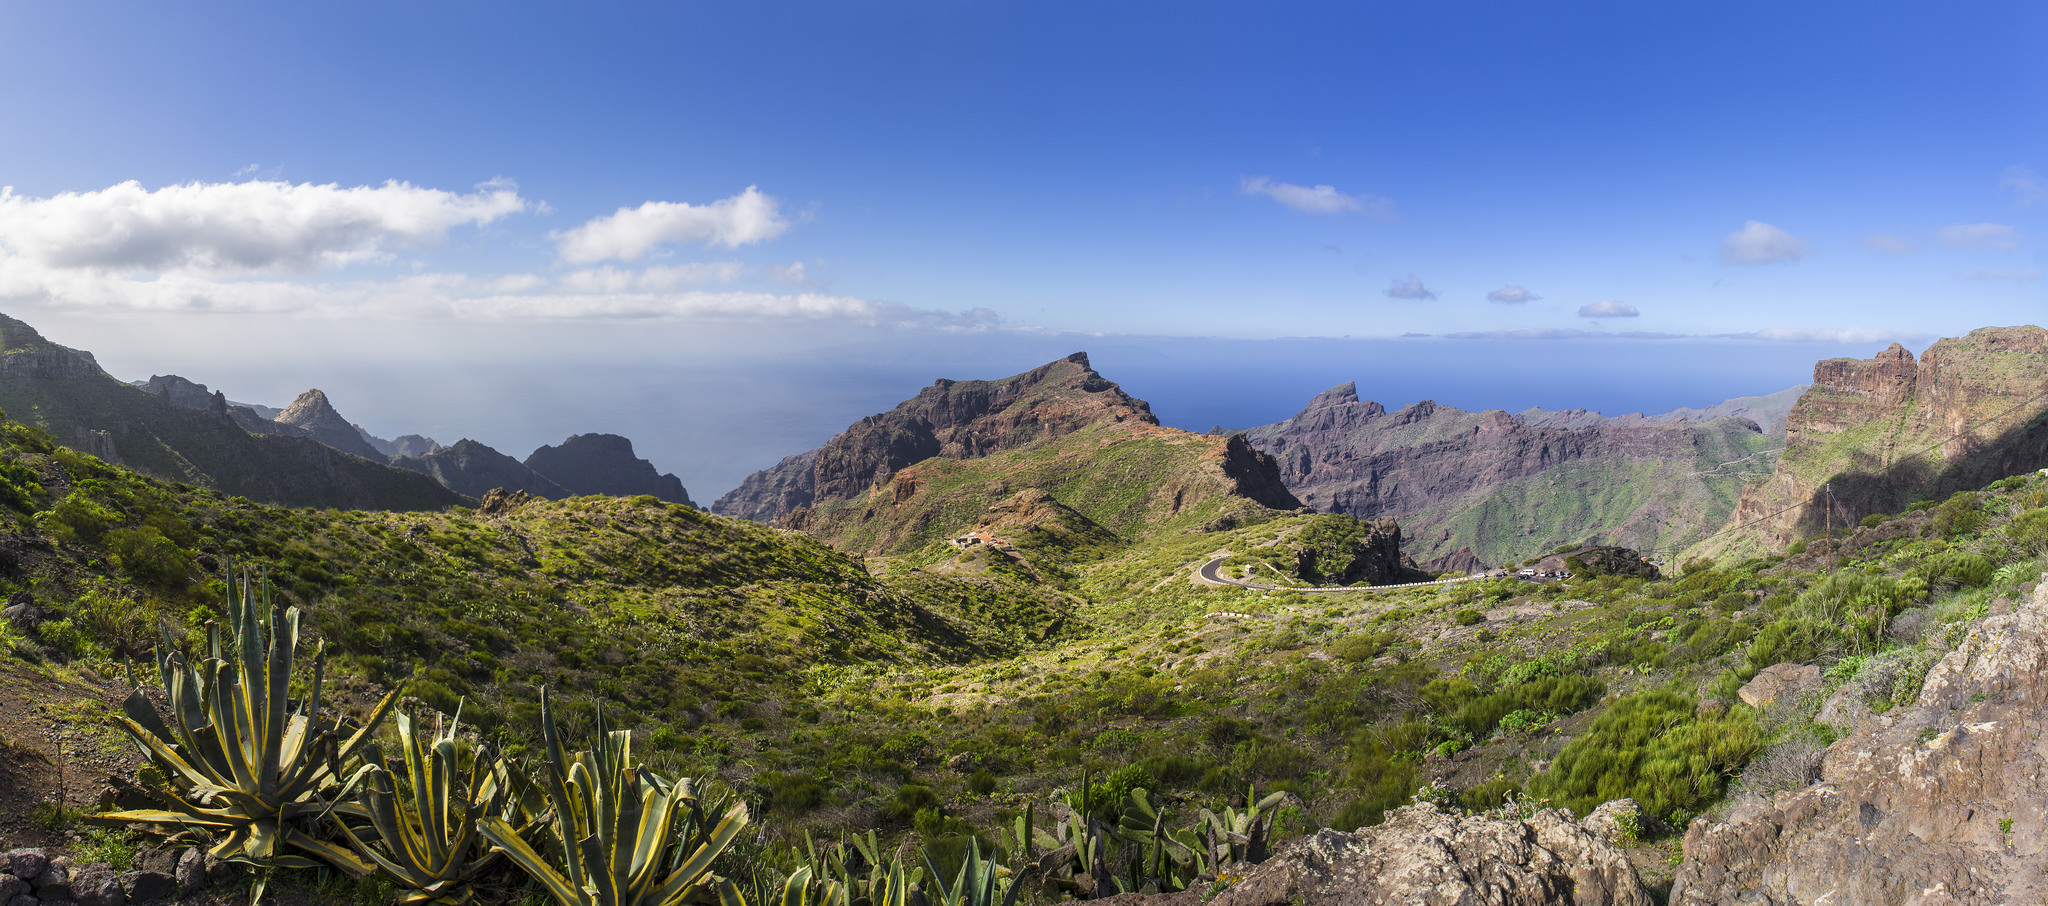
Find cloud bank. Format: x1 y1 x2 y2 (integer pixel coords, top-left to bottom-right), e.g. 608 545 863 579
0 179 527 273
1719 221 1810 265
1240 176 1396 219
0 178 987 328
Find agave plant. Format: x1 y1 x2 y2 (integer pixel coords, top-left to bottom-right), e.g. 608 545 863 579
715 866 846 906
1192 787 1287 869
920 841 1023 906
478 688 749 906
329 705 529 906
1112 789 1194 894
93 570 403 874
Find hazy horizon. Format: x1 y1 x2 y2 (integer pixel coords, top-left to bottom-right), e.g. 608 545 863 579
2 3 2039 499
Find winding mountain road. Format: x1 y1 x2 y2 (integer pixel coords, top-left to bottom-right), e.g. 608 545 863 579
1196 557 1479 593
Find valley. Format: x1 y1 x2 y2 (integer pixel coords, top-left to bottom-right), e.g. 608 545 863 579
3 318 2048 905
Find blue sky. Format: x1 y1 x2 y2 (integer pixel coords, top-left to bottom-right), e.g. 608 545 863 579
1 1 2043 496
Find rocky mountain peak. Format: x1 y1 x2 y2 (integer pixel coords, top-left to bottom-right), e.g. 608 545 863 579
143 375 217 409
273 388 387 461
525 433 694 506
716 352 1158 522
1305 382 1360 409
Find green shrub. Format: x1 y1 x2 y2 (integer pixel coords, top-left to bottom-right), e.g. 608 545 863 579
1453 609 1484 626
1526 691 1760 820
880 783 941 825
1933 492 1984 540
1860 513 1890 529
2008 508 2048 555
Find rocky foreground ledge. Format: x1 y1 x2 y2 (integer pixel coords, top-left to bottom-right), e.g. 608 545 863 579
1671 574 2048 905
1112 799 1654 906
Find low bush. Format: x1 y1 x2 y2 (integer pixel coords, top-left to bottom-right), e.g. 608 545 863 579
1525 690 1760 821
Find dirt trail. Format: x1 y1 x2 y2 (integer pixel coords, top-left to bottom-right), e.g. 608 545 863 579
0 660 146 849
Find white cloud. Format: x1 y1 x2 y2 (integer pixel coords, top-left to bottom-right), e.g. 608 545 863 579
1863 233 1918 255
1384 274 1436 300
0 179 528 274
1577 300 1639 318
0 254 987 328
1967 268 2042 282
1240 176 1397 219
2003 166 2047 207
1938 223 2018 251
1485 285 1539 304
552 186 789 262
1719 221 1811 265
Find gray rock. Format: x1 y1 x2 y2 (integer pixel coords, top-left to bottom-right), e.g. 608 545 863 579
31 865 70 901
0 876 26 902
67 866 121 906
1736 662 1822 708
2 851 47 883
1582 798 1645 843
1201 801 1653 906
116 871 170 906
8 894 36 906
172 851 204 897
125 852 174 880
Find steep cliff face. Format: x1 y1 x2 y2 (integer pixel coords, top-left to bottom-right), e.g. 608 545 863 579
525 433 695 506
718 354 1301 556
714 352 1157 521
1243 383 1773 567
393 439 570 500
1700 327 2048 559
0 313 461 511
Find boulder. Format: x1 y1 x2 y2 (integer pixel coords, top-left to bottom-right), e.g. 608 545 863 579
1736 663 1821 709
1672 574 2048 904
172 850 204 897
32 865 70 900
1202 801 1653 906
1 853 45 885
0 875 27 903
7 895 36 906
115 871 172 906
68 866 122 906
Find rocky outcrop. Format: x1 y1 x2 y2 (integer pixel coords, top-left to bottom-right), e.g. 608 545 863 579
1703 327 2048 558
1 846 223 906
274 389 388 460
140 375 216 409
1243 383 1775 566
714 353 1155 521
1202 801 1653 906
1671 573 2048 905
393 439 569 500
1284 516 1430 586
525 433 694 505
